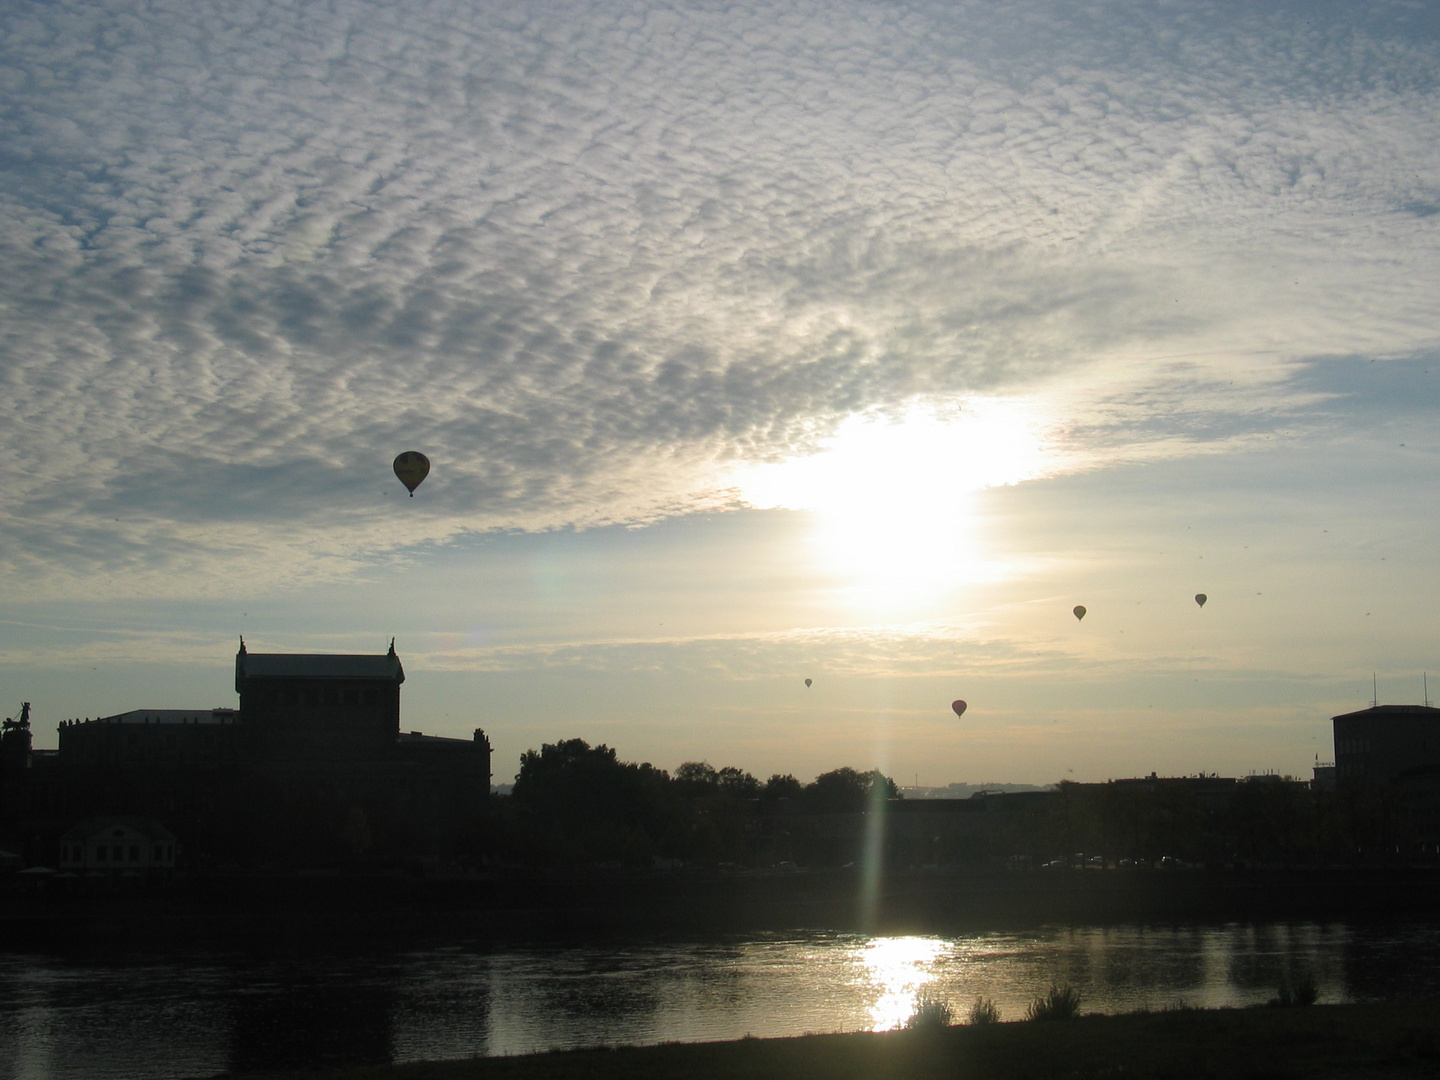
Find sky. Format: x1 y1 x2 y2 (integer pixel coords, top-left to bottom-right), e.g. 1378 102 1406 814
2 0 1439 787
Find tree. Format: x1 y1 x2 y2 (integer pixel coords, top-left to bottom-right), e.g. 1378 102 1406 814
717 765 760 796
762 773 803 801
673 761 719 796
674 761 760 798
667 760 761 863
509 739 672 865
804 767 899 813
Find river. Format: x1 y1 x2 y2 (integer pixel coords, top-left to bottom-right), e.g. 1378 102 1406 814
4 921 1439 1080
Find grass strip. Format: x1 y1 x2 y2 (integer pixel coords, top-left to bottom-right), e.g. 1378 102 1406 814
219 999 1440 1080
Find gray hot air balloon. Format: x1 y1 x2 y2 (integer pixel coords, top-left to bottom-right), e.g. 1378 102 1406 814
1195 593 1207 608
1073 605 1087 622
804 678 812 688
393 451 430 496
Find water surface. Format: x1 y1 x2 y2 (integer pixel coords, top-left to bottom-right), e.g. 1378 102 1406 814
3 921 1438 1080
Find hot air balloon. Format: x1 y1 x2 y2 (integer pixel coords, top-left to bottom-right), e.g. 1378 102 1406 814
393 451 430 496
951 699 967 718
1073 605 1087 622
804 678 812 688
1194 593 1207 608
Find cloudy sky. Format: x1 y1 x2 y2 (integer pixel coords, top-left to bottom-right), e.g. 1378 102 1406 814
3 0 1438 786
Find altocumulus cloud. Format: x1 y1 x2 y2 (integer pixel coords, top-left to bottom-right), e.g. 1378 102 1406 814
1 0 1437 599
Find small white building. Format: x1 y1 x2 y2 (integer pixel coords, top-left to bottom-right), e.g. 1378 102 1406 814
59 818 178 874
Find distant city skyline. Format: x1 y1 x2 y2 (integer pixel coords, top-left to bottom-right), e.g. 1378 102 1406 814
2 1 1439 786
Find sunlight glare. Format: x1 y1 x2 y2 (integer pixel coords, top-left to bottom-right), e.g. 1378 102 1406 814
859 936 948 1031
734 399 1054 596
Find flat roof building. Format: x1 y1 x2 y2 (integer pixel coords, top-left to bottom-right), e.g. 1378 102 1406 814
1332 704 1440 783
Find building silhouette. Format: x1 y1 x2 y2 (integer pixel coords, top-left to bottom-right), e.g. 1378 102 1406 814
237 641 404 762
0 642 492 871
1332 704 1440 783
1332 703 1440 852
60 817 178 873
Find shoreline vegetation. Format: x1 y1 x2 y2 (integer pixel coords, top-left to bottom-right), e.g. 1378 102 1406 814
218 1000 1440 1080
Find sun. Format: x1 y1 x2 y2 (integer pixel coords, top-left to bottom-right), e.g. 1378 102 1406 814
733 398 1053 602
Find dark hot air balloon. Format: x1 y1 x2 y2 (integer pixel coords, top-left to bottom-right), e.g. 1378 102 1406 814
951 699 967 718
1073 605 1087 621
1194 593 1207 608
804 678 812 688
393 451 430 496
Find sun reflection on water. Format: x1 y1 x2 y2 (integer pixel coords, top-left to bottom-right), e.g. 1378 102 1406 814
859 936 948 1031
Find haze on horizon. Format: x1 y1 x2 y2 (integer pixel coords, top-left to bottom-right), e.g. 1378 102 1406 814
1 0 1438 788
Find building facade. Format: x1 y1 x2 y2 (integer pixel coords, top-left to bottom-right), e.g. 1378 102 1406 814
236 643 403 762
1 642 493 872
1332 704 1440 853
59 817 178 874
1332 705 1440 783
59 709 242 768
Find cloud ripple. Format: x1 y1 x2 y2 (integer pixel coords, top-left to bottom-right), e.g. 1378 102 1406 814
1 0 1437 596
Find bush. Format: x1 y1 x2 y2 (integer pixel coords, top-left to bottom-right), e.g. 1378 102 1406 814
967 996 1001 1026
1292 973 1320 1006
904 989 954 1030
1026 983 1082 1022
1268 973 1319 1007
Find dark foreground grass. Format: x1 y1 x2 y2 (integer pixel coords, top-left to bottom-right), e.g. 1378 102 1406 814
222 1000 1440 1080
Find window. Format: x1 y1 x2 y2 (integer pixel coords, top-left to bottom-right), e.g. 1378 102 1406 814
129 845 140 862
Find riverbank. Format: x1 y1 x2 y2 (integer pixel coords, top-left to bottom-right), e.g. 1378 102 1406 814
6 865 1440 947
220 1000 1439 1079
218 1002 1434 1080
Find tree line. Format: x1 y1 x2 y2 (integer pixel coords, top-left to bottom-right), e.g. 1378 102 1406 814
496 738 897 867
1013 775 1433 866
489 739 1435 870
